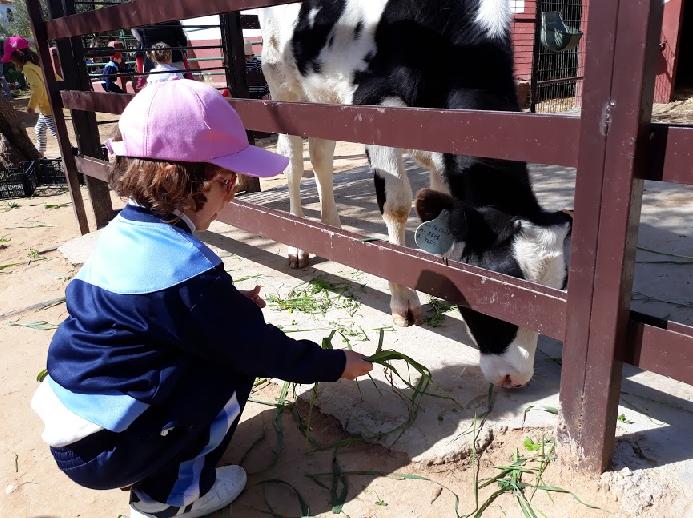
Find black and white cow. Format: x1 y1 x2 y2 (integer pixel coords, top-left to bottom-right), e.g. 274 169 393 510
258 0 571 387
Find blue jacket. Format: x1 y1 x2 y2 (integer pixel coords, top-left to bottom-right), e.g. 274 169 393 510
42 204 345 441
101 60 124 93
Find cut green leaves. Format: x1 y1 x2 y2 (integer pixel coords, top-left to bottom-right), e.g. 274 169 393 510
9 320 59 330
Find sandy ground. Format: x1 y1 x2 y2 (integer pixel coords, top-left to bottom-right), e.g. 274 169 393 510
1 95 692 518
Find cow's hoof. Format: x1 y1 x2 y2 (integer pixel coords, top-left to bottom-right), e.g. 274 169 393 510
390 288 422 327
288 248 310 269
392 304 422 327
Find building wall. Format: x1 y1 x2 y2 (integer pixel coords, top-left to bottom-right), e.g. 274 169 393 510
655 0 685 103
511 0 538 82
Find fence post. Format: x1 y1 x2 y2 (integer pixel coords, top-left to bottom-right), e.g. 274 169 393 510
54 0 114 229
220 12 261 194
25 0 90 234
558 0 665 472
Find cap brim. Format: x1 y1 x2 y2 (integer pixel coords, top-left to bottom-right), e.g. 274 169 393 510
210 144 288 178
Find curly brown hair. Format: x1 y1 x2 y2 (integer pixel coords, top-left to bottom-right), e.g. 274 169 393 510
109 157 232 217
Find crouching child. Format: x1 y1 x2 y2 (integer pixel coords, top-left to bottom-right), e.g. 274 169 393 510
31 79 372 518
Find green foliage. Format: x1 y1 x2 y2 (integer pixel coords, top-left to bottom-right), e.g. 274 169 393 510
423 298 454 327
617 413 634 425
9 320 58 330
0 0 48 39
268 276 360 317
523 436 542 452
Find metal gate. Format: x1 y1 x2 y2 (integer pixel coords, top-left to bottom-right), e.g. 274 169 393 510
530 0 586 113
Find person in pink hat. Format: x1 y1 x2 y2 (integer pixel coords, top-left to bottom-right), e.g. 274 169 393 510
31 79 372 518
2 36 59 157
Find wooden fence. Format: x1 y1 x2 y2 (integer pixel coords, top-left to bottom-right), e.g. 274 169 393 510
27 0 693 473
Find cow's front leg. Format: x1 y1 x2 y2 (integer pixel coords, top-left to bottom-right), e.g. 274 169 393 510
367 144 421 326
309 137 341 228
281 133 310 269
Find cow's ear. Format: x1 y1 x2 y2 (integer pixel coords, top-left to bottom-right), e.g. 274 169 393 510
415 189 455 222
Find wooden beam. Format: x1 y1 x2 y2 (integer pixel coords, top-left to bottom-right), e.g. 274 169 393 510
60 91 583 168
46 0 299 39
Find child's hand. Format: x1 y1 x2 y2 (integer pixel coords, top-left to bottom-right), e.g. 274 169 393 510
341 351 373 380
241 285 266 308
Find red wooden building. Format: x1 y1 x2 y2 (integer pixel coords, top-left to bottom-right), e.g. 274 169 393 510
511 0 693 109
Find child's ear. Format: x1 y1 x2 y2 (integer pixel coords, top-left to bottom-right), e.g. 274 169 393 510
415 188 455 222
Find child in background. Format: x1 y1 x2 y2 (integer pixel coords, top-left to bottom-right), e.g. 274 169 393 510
146 42 184 84
101 50 126 93
243 40 270 99
1 36 58 157
31 79 373 518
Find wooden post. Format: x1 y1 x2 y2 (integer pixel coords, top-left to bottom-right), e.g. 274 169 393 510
25 0 90 234
220 11 261 194
558 0 665 472
56 0 114 229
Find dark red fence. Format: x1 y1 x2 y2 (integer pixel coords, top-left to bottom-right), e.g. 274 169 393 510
27 0 693 473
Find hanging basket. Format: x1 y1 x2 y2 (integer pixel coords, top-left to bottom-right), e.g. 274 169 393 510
540 11 583 52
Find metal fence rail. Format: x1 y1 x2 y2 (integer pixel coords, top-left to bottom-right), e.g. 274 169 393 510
27 0 693 473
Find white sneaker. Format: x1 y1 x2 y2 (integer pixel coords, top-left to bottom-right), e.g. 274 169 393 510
130 465 247 518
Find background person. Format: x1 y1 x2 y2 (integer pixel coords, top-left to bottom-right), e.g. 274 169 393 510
2 36 58 157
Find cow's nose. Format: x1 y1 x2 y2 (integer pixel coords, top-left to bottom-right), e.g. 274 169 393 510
496 374 513 388
497 374 529 389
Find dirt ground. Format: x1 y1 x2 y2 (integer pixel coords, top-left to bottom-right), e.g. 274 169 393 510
1 95 692 518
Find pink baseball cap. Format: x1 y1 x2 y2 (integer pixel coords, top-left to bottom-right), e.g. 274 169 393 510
1 36 30 63
109 79 288 178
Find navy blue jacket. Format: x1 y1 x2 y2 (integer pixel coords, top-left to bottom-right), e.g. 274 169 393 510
45 204 345 439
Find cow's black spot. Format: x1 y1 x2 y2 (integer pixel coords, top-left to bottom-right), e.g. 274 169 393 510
354 20 364 40
293 0 347 76
459 308 518 355
373 170 386 215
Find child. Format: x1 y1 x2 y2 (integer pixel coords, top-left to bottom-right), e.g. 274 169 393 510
146 42 184 84
101 49 126 93
31 79 372 518
132 22 191 91
244 40 270 100
1 36 58 157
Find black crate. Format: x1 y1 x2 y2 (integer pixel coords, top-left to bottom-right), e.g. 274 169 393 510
35 158 66 186
0 162 37 200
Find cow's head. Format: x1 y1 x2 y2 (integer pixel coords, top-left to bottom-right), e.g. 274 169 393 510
415 188 571 388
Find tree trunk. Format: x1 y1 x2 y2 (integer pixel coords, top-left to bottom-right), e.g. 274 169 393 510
0 98 40 169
